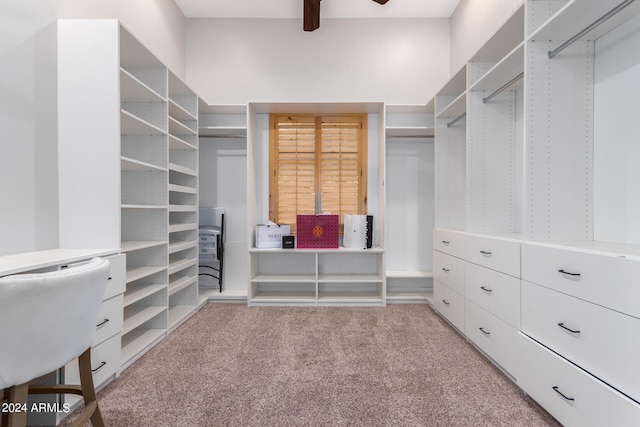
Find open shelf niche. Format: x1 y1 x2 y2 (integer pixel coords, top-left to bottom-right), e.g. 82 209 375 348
246 102 386 306
384 103 435 303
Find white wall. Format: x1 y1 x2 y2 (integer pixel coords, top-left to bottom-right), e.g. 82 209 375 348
0 0 185 256
450 0 523 75
186 18 450 105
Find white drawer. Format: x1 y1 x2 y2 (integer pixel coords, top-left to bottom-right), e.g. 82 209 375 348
464 300 521 379
522 280 640 403
433 250 465 295
104 253 126 300
433 229 466 258
465 262 520 328
94 293 124 346
433 280 464 332
518 333 640 427
64 334 121 408
522 243 640 318
464 234 520 277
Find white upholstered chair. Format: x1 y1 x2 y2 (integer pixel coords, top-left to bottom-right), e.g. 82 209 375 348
0 257 111 427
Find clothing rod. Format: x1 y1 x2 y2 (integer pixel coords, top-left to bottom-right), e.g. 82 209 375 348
447 113 466 128
200 134 247 139
548 0 636 59
483 72 524 104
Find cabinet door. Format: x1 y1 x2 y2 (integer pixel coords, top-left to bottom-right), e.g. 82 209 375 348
522 280 640 403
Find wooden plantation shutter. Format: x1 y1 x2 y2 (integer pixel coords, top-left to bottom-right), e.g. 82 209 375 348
270 114 367 234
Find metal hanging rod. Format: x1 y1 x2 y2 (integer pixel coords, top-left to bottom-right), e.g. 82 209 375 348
447 113 466 128
548 0 637 59
200 134 247 139
483 72 524 104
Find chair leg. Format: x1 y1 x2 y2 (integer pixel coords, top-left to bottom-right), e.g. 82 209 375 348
76 348 105 427
6 383 28 427
2 388 10 426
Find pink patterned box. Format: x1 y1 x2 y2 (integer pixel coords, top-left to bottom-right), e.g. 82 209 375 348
296 214 339 249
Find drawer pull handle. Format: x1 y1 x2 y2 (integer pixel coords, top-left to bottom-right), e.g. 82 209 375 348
480 286 492 293
96 318 110 328
558 269 580 277
479 327 491 335
442 240 450 244
442 268 450 272
558 323 580 334
92 361 107 373
480 250 492 256
552 386 575 401
108 276 112 280
442 299 450 305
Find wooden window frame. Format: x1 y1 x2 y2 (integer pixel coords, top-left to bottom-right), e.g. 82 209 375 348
269 113 368 234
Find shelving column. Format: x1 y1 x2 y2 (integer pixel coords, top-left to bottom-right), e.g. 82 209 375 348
167 71 200 332
119 26 169 370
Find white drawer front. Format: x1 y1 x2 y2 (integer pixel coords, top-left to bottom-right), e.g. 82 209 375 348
464 300 520 379
104 253 126 300
90 334 121 387
94 293 124 346
465 262 520 328
522 280 640 403
433 281 464 332
433 229 466 258
65 334 121 409
433 251 465 295
464 234 520 277
522 243 640 318
518 333 640 427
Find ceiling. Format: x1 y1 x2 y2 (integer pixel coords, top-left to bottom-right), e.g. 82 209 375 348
174 0 463 19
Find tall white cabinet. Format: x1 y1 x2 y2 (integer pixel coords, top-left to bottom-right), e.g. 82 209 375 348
431 1 640 424
57 19 199 372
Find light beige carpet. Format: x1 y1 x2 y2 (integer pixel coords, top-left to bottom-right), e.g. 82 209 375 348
65 304 559 426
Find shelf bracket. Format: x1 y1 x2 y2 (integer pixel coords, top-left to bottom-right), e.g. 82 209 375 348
548 0 637 59
447 113 466 128
483 72 524 104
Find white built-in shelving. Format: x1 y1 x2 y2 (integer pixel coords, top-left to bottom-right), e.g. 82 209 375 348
249 247 385 306
167 71 199 333
57 19 202 374
430 1 640 423
246 102 386 307
119 25 169 369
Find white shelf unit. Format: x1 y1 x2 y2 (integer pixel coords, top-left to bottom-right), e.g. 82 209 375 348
384 103 435 303
167 71 199 332
246 102 386 306
57 20 204 373
249 248 385 306
119 25 169 369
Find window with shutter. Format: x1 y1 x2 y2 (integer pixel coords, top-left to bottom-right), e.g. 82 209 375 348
269 114 368 234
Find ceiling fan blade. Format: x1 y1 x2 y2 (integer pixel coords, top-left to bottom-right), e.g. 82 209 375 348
304 0 321 32
372 0 390 4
